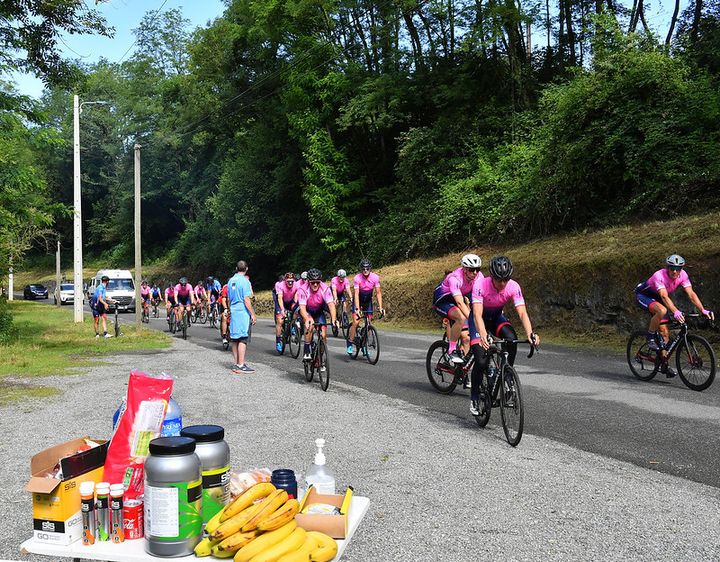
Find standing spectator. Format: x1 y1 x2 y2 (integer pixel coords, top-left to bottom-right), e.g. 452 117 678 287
92 275 112 338
227 261 257 373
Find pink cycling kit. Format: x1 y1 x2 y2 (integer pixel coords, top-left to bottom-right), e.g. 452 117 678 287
469 277 525 344
195 284 206 298
276 280 299 304
437 267 477 300
140 285 151 298
174 283 195 304
634 268 692 318
165 287 176 302
331 276 350 297
296 279 308 293
298 283 334 311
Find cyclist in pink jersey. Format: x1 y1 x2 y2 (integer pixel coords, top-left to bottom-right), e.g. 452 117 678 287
174 277 196 326
468 256 539 417
296 271 309 294
347 258 384 355
298 269 337 361
139 280 151 317
331 269 351 323
274 272 300 352
164 283 176 317
634 254 713 375
432 254 482 363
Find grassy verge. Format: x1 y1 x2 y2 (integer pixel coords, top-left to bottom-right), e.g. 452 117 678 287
0 301 170 387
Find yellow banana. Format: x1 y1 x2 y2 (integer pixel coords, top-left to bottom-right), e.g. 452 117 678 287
276 534 319 562
242 489 289 532
210 548 236 559
233 520 297 562
247 527 307 562
256 499 300 532
205 507 226 535
193 536 221 557
222 483 277 522
307 532 338 562
212 502 264 541
214 530 260 554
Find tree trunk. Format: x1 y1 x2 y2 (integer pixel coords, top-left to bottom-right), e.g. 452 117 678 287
564 0 576 65
690 0 703 43
350 7 374 72
665 0 680 45
403 11 424 69
448 0 455 60
416 8 438 63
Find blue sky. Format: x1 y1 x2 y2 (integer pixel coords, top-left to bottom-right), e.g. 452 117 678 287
11 0 227 98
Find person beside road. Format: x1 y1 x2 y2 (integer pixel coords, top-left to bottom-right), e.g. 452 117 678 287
634 254 714 377
432 254 482 363
347 259 385 355
91 275 112 338
227 261 257 373
468 256 539 416
274 272 300 353
298 269 337 361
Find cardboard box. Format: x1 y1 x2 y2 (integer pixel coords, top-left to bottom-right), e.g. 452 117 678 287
295 487 350 539
25 437 108 545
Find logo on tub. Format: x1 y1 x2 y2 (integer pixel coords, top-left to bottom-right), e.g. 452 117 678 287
41 521 56 532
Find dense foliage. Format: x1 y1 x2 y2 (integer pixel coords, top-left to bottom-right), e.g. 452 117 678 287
10 0 720 286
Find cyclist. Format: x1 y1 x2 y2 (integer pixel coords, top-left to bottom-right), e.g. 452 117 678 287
164 282 177 318
274 272 300 352
298 269 337 361
347 259 385 355
296 271 309 294
150 282 162 309
331 269 351 324
220 279 230 345
194 280 207 315
139 280 151 318
174 277 196 326
432 254 482 363
468 256 539 416
634 254 714 376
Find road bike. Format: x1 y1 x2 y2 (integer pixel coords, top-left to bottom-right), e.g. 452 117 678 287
279 309 302 358
151 298 160 318
627 314 716 391
473 337 537 447
350 310 381 364
331 298 350 338
141 299 150 324
167 305 177 334
196 300 208 324
209 301 219 329
426 334 474 394
303 323 330 391
178 306 192 340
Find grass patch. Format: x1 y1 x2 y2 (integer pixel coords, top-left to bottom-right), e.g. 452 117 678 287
0 301 170 378
0 380 59 406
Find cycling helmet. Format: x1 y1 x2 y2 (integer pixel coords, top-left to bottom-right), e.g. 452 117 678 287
301 271 308 280
206 276 213 283
337 269 347 278
489 256 514 281
284 272 295 280
359 258 372 270
666 254 685 268
461 253 482 268
307 268 322 281
179 276 187 284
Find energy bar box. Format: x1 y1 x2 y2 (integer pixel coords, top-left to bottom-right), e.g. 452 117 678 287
25 437 108 545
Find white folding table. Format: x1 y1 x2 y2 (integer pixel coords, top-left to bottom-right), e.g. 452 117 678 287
21 496 369 562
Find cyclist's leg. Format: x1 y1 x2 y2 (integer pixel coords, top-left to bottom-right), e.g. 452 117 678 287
496 319 518 365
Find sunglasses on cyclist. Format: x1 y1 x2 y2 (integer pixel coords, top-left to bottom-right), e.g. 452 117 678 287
668 266 683 272
309 280 321 285
464 267 480 273
361 268 371 272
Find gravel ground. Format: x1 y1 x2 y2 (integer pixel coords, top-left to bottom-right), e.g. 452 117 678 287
4 337 720 561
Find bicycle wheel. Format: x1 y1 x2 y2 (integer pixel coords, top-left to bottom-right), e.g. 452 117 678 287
352 328 364 360
426 340 458 394
474 371 492 428
500 365 524 447
289 320 302 359
190 308 197 324
341 311 349 340
626 331 660 381
676 334 716 391
318 337 330 391
199 307 207 324
280 325 288 356
182 313 188 340
365 325 380 364
304 338 314 382
210 310 217 329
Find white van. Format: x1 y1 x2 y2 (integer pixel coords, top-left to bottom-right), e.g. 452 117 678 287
88 269 136 312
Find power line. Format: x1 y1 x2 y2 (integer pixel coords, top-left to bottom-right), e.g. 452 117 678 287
117 0 170 65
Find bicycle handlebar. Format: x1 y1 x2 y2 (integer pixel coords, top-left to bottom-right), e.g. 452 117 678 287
487 336 538 359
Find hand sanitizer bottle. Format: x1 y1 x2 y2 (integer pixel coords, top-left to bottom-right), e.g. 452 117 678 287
304 438 335 495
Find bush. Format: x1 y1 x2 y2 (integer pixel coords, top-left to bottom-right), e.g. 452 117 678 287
0 297 18 345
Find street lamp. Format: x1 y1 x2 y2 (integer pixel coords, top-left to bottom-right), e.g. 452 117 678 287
73 95 109 323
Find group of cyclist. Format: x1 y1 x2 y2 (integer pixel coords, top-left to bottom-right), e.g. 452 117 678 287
272 259 385 361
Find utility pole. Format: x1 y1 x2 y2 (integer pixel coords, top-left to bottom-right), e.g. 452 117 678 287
7 257 13 301
134 143 142 328
526 21 531 54
73 94 83 322
56 240 61 307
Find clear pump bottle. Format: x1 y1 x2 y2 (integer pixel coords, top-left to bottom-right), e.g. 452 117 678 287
304 438 335 495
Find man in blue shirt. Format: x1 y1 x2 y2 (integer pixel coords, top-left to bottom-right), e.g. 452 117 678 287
92 276 112 338
227 261 257 373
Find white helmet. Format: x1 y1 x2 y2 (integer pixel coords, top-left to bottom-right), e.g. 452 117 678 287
337 269 347 278
301 271 308 280
666 254 685 267
461 253 482 268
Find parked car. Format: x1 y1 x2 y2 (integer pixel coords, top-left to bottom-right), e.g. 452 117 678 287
23 284 49 300
54 283 81 305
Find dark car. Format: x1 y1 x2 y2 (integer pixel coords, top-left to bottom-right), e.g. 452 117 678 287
23 284 49 300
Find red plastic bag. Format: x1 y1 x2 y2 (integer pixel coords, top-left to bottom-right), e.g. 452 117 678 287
104 371 173 499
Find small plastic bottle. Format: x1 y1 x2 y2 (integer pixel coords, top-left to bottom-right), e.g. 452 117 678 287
161 397 182 437
304 438 335 495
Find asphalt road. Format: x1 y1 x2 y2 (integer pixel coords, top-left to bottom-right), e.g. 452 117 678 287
106 305 720 491
22 294 720 489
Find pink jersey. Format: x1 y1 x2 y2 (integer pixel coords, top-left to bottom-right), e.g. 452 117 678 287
296 279 308 293
331 276 350 295
140 285 150 297
175 283 195 299
165 287 175 300
276 280 299 303
641 268 691 295
436 267 478 299
354 272 380 298
471 276 525 311
298 282 333 310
